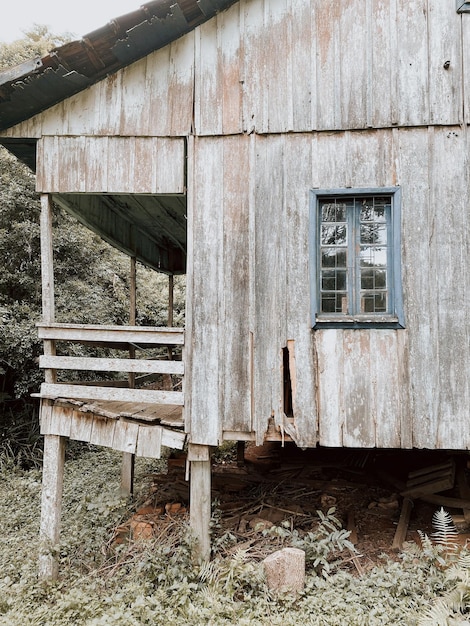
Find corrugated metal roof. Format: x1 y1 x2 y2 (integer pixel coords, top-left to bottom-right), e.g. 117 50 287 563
0 0 236 133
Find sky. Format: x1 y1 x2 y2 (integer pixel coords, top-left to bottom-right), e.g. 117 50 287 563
0 0 143 43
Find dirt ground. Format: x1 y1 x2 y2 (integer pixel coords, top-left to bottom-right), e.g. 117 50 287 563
123 443 470 571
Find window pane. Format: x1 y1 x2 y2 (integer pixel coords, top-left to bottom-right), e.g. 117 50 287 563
360 224 387 245
321 248 347 268
321 269 347 291
321 202 347 222
361 292 387 313
321 224 347 245
360 246 387 267
321 293 347 314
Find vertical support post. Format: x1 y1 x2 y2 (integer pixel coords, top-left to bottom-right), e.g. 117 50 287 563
40 194 56 383
39 194 65 580
121 256 137 497
189 444 211 560
39 434 66 580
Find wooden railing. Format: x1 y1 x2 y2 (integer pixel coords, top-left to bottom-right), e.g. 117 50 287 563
36 323 184 407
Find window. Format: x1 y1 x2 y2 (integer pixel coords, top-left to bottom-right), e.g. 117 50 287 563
309 187 404 328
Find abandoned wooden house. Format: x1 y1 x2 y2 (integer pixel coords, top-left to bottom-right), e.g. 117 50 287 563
1 0 470 578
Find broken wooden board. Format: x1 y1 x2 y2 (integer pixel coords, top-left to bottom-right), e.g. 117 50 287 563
400 460 455 498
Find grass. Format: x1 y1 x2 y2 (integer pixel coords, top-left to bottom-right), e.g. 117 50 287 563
0 446 466 625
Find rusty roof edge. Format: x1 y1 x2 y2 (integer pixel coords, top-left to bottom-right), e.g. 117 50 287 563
0 0 237 132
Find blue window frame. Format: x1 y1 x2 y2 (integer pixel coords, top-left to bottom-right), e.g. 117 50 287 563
309 187 404 329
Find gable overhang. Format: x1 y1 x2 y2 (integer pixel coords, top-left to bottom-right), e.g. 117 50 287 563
0 0 237 134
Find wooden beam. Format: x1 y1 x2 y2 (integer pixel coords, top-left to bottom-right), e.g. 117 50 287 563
39 434 66 580
392 497 413 551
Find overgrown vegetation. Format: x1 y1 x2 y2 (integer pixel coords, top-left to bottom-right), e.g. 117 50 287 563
0 447 468 625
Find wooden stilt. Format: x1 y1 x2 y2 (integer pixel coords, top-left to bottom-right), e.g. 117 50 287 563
121 256 137 496
189 444 211 560
39 434 66 580
237 440 245 467
120 452 135 497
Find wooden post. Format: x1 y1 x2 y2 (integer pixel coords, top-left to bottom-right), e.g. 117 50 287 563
39 194 64 580
189 444 211 560
121 256 137 496
39 433 66 580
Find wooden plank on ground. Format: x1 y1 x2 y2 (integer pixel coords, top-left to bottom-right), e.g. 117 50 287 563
392 497 413 551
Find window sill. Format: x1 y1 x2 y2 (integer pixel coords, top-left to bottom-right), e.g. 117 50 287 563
313 315 404 329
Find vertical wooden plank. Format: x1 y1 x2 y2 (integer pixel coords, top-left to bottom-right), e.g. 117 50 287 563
152 138 186 194
220 3 243 134
39 434 66 580
241 0 266 133
342 330 375 448
85 136 108 192
338 0 368 128
264 0 290 132
98 71 123 135
195 17 223 135
189 445 212 561
252 134 285 442
112 420 139 454
315 0 341 129
221 135 252 433
146 46 172 136
396 127 436 448
48 405 73 438
69 410 93 442
427 1 462 125
290 0 314 131
432 127 470 448
315 329 344 447
285 134 318 447
136 425 162 459
462 12 470 125
370 0 394 127
395 0 429 126
189 136 223 445
106 137 134 193
371 331 401 448
167 33 195 135
89 417 116 448
119 58 150 136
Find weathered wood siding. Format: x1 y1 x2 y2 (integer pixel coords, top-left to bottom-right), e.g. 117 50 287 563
2 0 470 449
2 0 466 140
36 136 185 193
188 127 470 449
